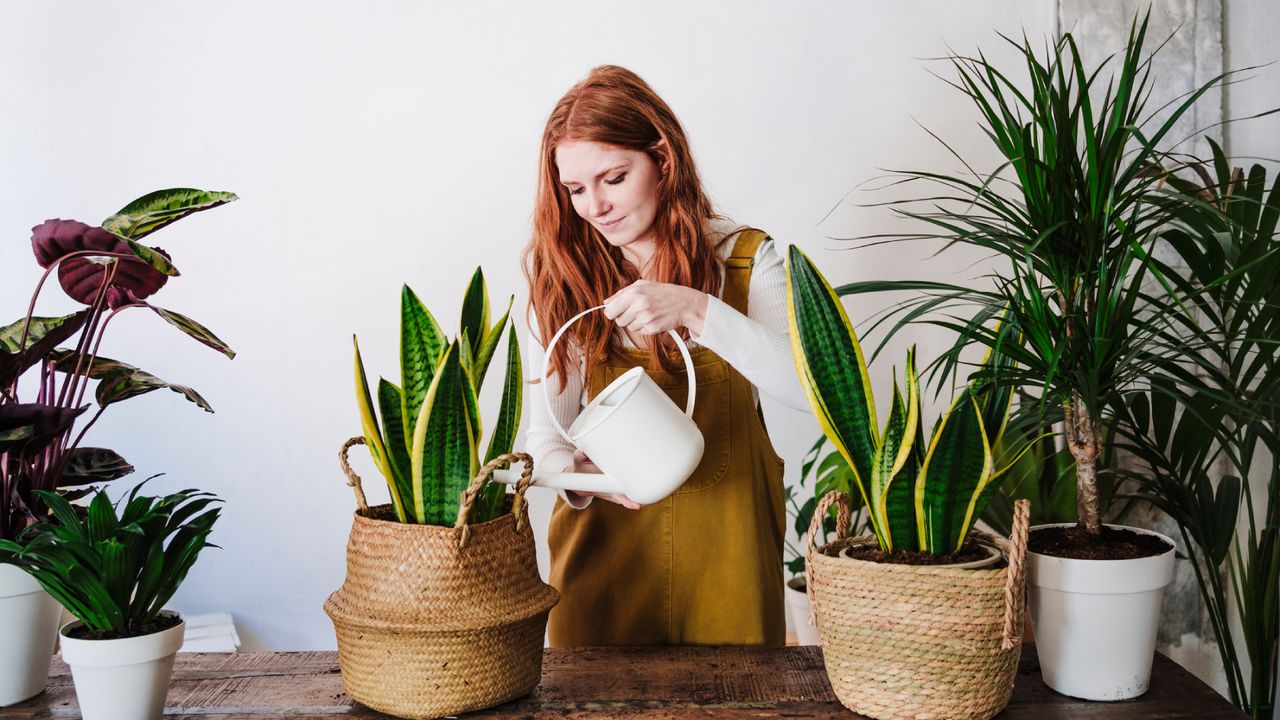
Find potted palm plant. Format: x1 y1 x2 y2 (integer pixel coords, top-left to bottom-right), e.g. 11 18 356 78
326 269 558 720
788 246 1030 720
0 483 221 720
1114 146 1280 718
0 189 235 706
834 14 1237 700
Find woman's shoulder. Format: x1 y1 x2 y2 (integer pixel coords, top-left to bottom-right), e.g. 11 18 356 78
709 217 778 261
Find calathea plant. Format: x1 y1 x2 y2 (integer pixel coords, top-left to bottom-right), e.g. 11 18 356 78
786 247 1022 555
0 483 221 637
1 189 237 543
354 268 522 526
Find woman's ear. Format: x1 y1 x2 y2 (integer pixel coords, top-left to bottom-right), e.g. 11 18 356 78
650 137 671 175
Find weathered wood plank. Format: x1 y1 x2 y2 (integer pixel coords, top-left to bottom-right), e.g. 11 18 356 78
0 645 1245 718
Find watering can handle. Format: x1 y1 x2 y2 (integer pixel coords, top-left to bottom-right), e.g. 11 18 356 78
542 304 697 446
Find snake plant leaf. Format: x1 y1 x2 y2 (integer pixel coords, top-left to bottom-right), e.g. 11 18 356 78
148 306 235 359
102 188 238 241
60 448 134 487
786 245 879 529
473 296 513 392
484 325 523 465
880 351 922 552
352 336 389 482
460 267 490 359
95 366 213 412
400 285 447 452
458 329 475 383
376 379 412 522
411 343 474 525
916 391 993 553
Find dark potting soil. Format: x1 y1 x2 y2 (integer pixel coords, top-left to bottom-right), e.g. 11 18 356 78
841 539 993 566
1027 524 1172 560
66 613 182 641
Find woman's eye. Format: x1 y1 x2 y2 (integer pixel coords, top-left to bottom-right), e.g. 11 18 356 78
605 173 627 185
568 186 584 196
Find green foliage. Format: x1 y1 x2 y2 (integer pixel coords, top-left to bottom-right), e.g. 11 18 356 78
834 12 1240 534
354 269 521 526
786 246 1020 555
0 483 220 635
1112 151 1280 718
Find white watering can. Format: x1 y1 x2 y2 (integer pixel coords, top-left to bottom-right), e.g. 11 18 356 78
490 305 705 505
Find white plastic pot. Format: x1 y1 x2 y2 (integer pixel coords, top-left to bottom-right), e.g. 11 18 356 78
0 563 62 706
59 614 185 720
784 577 819 646
1027 523 1175 701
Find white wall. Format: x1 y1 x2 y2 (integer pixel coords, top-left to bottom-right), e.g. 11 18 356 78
0 1 1059 650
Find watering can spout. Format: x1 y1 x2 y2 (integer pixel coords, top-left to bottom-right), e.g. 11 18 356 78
490 468 622 496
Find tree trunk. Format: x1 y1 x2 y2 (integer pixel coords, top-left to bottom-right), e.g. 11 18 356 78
1064 392 1102 534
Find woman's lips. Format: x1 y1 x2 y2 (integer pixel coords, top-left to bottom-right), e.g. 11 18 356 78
600 216 626 230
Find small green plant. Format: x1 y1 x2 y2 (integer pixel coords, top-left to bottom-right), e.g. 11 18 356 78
786 247 1022 555
0 483 221 636
353 269 522 526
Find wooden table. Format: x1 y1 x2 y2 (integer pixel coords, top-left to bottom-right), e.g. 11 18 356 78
1 644 1245 718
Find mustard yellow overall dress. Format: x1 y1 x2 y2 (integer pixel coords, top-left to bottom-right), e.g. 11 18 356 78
547 229 787 647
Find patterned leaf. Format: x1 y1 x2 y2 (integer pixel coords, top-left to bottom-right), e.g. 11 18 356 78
916 392 993 553
410 344 475 525
149 306 235 359
0 311 90 386
472 296 512 392
61 448 134 486
376 379 414 515
786 245 880 535
102 188 238 240
94 367 212 412
352 336 393 514
459 267 489 359
400 285 447 453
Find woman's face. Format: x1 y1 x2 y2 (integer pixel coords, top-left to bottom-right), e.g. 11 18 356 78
555 140 661 252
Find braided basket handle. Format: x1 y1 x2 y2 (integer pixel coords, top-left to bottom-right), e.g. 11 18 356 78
803 491 851 627
455 452 535 548
338 436 370 514
1001 498 1031 650
805 490 851 558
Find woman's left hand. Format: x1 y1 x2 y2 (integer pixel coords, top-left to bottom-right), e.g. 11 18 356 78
603 280 709 336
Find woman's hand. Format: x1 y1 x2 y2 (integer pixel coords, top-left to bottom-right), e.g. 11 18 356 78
563 450 642 510
604 280 709 337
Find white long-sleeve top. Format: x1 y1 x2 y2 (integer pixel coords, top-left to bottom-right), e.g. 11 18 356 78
524 224 808 508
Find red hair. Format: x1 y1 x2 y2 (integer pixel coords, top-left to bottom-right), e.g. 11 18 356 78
524 65 724 389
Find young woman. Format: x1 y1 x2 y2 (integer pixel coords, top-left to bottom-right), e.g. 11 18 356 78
523 65 808 647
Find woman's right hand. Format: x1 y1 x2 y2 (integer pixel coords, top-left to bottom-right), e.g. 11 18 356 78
563 450 643 510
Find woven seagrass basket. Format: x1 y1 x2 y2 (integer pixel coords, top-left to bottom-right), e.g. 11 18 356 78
805 492 1030 720
325 439 559 720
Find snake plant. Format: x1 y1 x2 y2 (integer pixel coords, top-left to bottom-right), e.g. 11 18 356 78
786 246 1019 554
353 269 521 526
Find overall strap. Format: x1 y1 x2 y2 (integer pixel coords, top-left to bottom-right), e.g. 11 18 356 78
722 228 769 315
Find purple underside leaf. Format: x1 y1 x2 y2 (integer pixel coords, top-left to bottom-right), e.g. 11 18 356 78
30 219 170 305
0 403 87 456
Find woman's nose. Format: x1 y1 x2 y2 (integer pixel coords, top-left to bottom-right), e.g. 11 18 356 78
589 191 611 218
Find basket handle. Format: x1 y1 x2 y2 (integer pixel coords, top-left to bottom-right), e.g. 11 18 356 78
338 436 370 514
803 491 850 627
455 452 535 548
804 490 851 558
1000 498 1031 650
